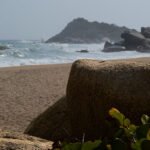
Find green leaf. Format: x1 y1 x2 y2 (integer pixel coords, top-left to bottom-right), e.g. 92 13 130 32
62 142 82 150
81 140 101 150
126 124 137 137
131 139 144 150
136 124 150 139
141 115 150 125
114 128 125 138
141 139 150 150
147 129 150 140
123 118 130 127
109 108 125 126
111 138 128 150
106 144 112 150
128 124 137 133
95 142 108 150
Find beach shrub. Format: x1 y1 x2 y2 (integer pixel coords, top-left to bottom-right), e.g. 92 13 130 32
53 108 150 150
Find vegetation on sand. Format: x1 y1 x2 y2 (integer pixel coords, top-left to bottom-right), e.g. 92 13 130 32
53 108 150 150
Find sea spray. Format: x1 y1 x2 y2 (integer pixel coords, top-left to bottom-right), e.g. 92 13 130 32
0 40 150 67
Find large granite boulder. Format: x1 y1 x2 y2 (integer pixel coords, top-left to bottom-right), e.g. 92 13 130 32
141 27 150 38
103 29 150 52
121 31 146 49
121 30 145 43
0 130 53 150
103 44 126 52
66 58 150 140
120 30 150 51
104 41 113 49
103 40 126 52
25 97 71 141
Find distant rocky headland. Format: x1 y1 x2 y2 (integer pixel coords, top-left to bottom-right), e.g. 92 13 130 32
46 18 131 43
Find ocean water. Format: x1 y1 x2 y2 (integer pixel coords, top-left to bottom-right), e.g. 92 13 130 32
0 40 150 67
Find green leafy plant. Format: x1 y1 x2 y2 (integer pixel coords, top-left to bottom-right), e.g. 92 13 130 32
53 108 150 150
61 140 101 150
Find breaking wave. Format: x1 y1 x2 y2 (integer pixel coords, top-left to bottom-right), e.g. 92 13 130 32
0 40 150 67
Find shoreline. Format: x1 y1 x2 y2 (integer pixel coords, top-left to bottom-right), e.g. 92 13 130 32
0 62 72 70
0 57 150 134
0 55 150 69
0 63 71 132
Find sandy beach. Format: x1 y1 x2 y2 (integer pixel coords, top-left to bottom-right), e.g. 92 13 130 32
0 63 71 132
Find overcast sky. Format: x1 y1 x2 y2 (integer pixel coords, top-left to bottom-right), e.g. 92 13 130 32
0 0 149 40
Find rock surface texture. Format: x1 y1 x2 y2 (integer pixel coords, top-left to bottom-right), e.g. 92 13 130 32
66 58 150 140
25 97 71 141
0 130 53 150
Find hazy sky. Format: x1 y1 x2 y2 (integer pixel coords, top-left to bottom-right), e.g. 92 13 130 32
0 0 149 40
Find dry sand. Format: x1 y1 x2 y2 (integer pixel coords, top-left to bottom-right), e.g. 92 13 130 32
0 63 71 132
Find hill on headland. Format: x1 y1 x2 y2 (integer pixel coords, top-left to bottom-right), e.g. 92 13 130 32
46 18 131 43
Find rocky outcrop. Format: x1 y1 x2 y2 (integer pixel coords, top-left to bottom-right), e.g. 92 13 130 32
46 18 130 43
0 45 8 50
104 41 113 49
103 41 126 52
141 27 150 38
25 97 71 141
76 50 89 53
121 31 145 45
103 28 150 52
121 31 150 50
0 130 53 149
66 58 150 140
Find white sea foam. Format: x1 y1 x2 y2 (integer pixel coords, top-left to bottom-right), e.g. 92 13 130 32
20 40 34 44
0 40 150 67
